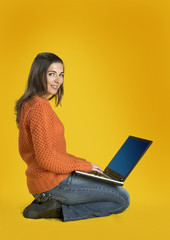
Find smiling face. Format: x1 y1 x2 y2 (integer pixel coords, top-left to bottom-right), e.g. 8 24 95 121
43 62 64 98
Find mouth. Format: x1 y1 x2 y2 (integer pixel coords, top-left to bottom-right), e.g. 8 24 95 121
51 85 59 89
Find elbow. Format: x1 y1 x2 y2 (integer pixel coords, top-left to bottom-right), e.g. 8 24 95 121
36 157 65 173
38 159 52 172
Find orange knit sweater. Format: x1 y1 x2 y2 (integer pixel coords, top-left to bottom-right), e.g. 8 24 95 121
18 94 92 194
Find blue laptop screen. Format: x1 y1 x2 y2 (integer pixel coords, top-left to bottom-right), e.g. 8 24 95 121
107 136 152 177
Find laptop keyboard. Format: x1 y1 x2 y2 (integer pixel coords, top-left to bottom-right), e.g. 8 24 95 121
89 171 111 179
89 171 121 181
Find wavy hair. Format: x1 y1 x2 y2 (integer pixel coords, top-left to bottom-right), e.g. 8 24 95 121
14 52 64 129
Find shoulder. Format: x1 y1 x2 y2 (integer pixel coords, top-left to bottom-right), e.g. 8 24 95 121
31 95 50 110
27 95 52 120
22 94 50 110
32 94 49 105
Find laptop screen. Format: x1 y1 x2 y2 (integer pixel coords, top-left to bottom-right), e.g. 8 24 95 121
107 136 152 179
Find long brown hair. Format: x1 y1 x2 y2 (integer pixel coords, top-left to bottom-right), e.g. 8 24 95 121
14 52 65 129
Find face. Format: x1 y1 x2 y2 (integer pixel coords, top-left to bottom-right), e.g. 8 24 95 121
43 62 64 98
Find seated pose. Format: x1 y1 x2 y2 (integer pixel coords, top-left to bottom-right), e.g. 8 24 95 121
14 52 130 222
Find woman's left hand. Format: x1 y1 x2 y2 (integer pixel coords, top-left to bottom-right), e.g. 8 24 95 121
91 163 103 174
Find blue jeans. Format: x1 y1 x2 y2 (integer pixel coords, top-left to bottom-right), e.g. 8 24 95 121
40 172 130 222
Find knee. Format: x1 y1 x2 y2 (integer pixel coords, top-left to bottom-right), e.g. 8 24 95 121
124 192 130 209
119 187 130 211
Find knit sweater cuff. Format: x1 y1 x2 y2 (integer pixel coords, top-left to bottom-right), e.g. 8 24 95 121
76 160 93 173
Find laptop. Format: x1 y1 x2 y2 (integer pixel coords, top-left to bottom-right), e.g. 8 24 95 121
75 136 153 186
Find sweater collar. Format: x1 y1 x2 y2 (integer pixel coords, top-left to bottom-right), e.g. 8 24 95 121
34 94 49 101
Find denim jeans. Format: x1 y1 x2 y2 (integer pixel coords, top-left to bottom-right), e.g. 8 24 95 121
37 172 130 222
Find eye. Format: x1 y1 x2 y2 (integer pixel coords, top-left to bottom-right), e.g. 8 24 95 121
49 73 54 76
60 74 64 77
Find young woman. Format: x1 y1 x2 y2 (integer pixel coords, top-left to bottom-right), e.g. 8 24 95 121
14 52 130 222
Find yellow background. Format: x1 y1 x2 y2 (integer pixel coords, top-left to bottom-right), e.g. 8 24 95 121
0 0 170 239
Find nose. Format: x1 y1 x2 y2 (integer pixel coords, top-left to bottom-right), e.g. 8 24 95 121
54 76 63 86
54 75 60 83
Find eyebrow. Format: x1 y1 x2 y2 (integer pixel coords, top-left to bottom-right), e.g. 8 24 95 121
47 70 64 74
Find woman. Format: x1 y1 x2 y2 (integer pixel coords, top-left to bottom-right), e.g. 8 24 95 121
14 52 130 222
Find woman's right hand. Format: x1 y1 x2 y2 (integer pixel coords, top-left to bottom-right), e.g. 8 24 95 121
91 163 103 174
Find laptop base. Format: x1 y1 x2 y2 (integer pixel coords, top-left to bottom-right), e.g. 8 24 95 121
75 171 124 186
